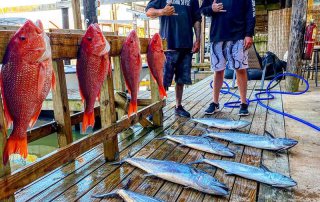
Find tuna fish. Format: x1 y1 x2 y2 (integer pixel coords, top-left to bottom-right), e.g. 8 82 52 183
92 189 164 202
1 20 55 164
159 135 235 157
191 118 251 130
115 157 229 196
189 158 297 188
147 33 167 99
76 23 110 132
121 30 142 117
204 131 298 151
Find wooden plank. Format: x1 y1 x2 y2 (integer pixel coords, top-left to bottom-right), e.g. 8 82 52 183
49 78 213 201
258 85 294 201
0 87 15 202
150 76 163 127
15 77 210 201
52 60 73 147
100 71 119 161
160 81 258 202
0 31 166 62
113 56 126 119
0 100 165 200
74 80 216 201
71 0 82 29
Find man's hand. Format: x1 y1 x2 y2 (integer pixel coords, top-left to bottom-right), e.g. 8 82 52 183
212 0 226 13
244 36 253 50
161 3 175 16
192 40 200 53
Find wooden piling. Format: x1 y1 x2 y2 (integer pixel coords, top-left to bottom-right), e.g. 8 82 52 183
52 60 73 147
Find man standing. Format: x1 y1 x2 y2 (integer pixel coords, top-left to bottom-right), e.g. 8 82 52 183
146 0 202 117
201 0 256 116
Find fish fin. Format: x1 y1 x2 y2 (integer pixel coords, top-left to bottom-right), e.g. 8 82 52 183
154 137 167 141
92 192 117 199
123 178 132 189
158 85 167 99
264 130 275 139
82 111 95 133
128 100 137 117
187 160 203 165
3 134 28 165
29 107 42 128
225 172 234 176
260 164 271 172
144 173 157 178
51 71 56 91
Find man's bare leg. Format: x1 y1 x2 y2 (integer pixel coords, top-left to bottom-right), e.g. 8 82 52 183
175 83 184 107
236 69 248 104
213 70 225 104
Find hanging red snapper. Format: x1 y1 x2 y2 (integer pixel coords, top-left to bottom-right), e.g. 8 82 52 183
1 20 55 165
147 33 167 99
120 30 142 117
76 23 111 132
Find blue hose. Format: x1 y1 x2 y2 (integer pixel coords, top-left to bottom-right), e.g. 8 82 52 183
210 73 320 131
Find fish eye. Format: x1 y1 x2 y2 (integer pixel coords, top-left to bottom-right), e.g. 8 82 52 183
20 36 26 41
87 37 92 41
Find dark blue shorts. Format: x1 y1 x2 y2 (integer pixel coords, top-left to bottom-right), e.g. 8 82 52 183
164 49 193 88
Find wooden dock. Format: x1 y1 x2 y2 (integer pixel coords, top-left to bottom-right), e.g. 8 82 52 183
11 77 295 202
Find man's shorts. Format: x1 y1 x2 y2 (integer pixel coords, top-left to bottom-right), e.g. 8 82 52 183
210 40 249 72
163 49 193 88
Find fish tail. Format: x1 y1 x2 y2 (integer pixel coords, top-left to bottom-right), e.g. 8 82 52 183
159 85 167 99
82 111 95 133
128 100 137 117
3 134 28 165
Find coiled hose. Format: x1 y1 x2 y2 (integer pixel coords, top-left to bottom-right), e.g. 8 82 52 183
210 73 320 131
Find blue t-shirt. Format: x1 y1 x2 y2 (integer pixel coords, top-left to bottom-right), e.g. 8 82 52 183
146 0 202 50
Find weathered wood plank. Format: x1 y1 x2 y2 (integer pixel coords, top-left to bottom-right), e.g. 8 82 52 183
0 100 165 200
52 60 73 147
258 85 294 201
71 0 82 29
53 78 214 201
150 76 163 127
100 71 119 161
0 31 167 61
75 81 216 201
0 85 15 202
15 77 210 201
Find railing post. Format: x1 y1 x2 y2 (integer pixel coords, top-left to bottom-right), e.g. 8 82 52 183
100 68 119 161
112 56 126 119
150 75 164 126
52 60 73 147
0 91 15 202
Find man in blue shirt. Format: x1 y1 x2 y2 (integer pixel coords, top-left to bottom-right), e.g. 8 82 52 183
146 0 202 118
201 0 256 116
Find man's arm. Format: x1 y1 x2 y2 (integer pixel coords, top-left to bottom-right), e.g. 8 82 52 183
146 3 175 19
200 0 226 17
244 0 256 50
192 0 202 53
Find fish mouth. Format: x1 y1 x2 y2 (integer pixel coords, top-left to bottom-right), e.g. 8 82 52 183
38 34 52 62
99 39 110 56
273 180 297 188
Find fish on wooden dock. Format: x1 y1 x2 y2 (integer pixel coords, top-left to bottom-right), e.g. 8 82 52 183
121 30 142 117
188 158 297 188
147 33 167 99
191 118 251 130
76 23 111 132
114 157 229 196
204 131 298 151
92 189 164 202
159 135 235 157
1 20 55 164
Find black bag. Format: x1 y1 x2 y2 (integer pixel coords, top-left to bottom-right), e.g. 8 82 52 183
262 52 287 80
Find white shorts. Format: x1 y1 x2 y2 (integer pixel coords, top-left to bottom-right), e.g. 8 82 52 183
210 40 249 72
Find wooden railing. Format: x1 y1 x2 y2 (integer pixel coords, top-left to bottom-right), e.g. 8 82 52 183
0 29 166 200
